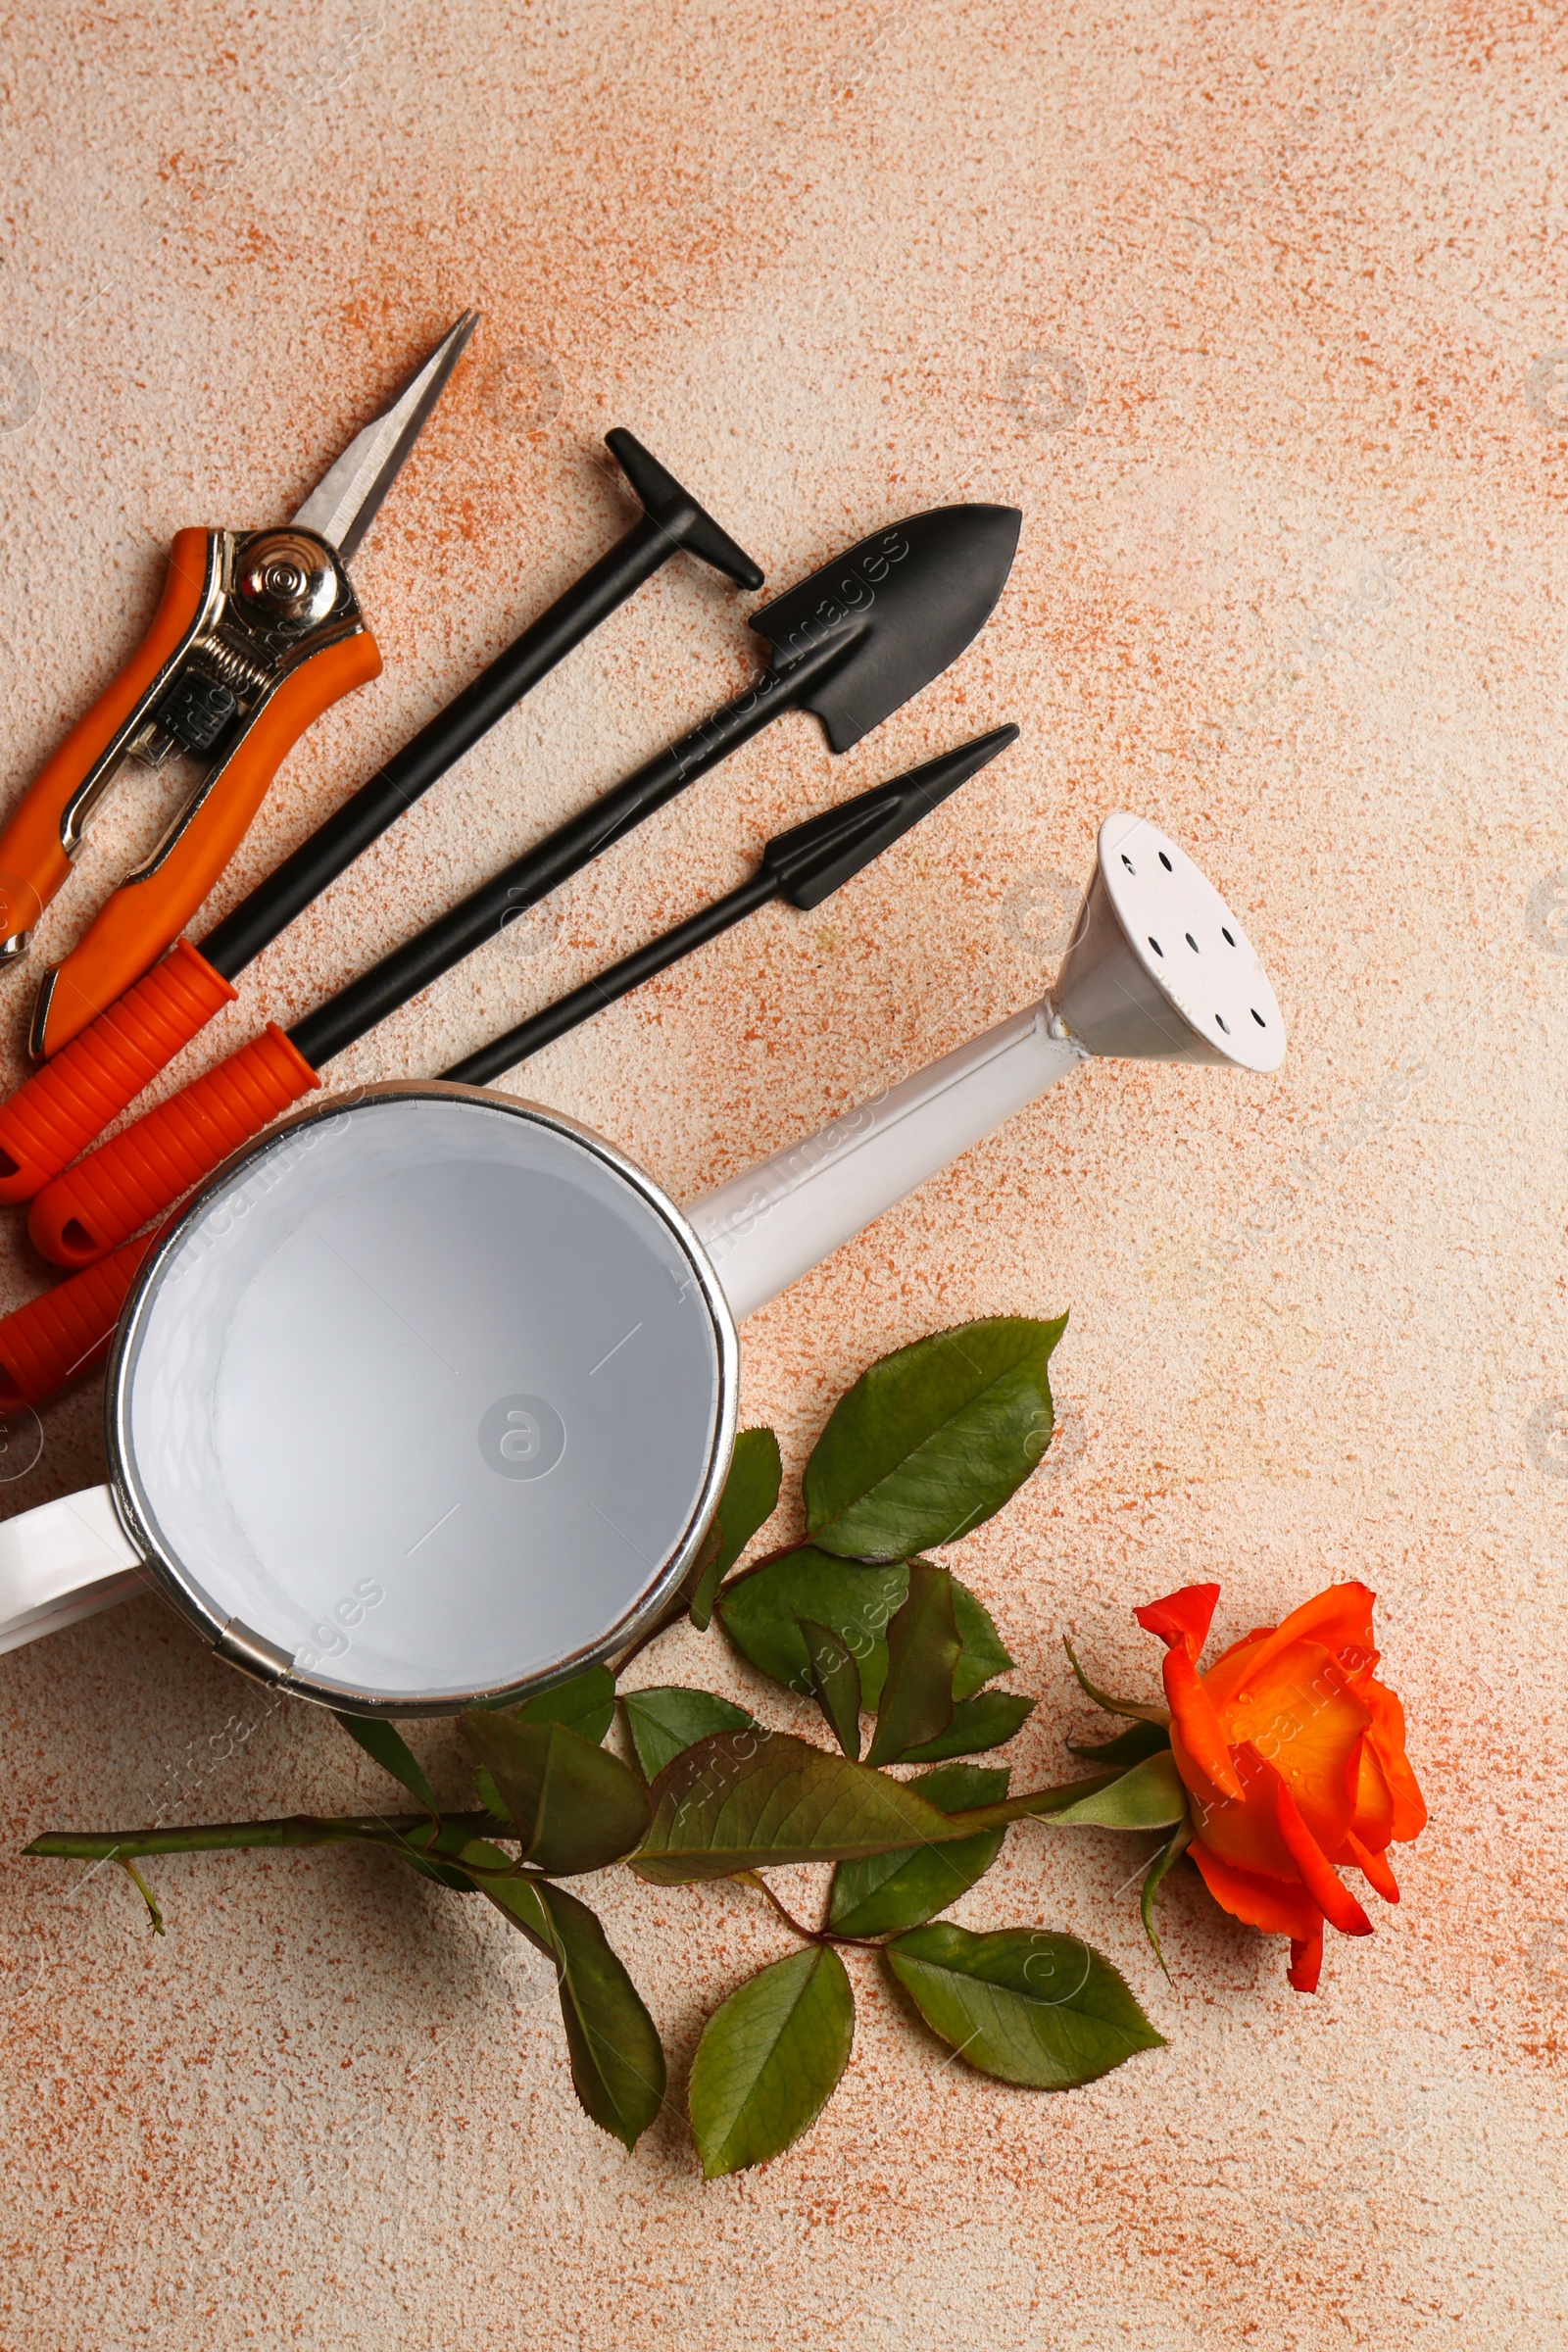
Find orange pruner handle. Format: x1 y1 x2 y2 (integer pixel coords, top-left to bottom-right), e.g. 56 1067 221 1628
33 622 381 1056
0 1233 159 1412
0 939 236 1202
28 1028 320 1268
0 530 215 955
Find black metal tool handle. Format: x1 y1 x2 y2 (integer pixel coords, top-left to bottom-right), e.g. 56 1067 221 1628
442 722 1018 1088
444 870 777 1084
287 633 852 1070
200 433 762 981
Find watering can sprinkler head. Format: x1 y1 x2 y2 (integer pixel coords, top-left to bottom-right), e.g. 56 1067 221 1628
690 809 1288 1323
1048 813 1286 1072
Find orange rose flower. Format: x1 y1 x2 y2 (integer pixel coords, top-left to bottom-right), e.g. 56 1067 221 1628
1135 1581 1427 1993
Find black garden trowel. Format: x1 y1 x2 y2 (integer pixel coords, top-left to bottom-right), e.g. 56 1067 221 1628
293 501 1024 1061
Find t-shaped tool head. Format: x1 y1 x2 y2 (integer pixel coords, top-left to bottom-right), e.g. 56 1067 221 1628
605 429 763 590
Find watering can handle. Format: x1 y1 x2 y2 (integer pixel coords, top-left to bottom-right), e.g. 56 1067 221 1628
0 1485 146 1655
688 998 1086 1323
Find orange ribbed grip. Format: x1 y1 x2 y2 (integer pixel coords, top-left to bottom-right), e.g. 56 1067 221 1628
34 627 382 1055
0 939 236 1203
28 1028 320 1268
0 1235 157 1411
0 531 213 950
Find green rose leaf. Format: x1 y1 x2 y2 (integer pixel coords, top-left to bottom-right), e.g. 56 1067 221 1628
513 1666 618 1745
716 1549 1008 1709
951 1583 1010 1691
690 1428 784 1630
630 1730 967 1884
470 1664 618 1744
689 1944 855 2178
800 1618 863 1759
898 1690 1036 1763
1062 1637 1168 1727
621 1686 753 1783
719 1549 902 1703
829 1763 1010 1937
481 1863 665 2149
803 1315 1067 1560
886 1923 1164 2088
864 1561 960 1767
460 1713 649 1877
678 1518 724 1608
1140 1815 1194 1980
629 1731 1128 1886
1046 1749 1188 1830
332 1714 436 1812
1066 1717 1172 1768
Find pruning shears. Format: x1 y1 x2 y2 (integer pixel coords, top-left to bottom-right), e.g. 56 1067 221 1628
0 310 478 1058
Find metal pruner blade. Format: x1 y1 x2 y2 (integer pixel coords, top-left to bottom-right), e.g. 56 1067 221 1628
292 309 480 563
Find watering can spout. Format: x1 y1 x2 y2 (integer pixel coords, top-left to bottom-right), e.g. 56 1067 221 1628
689 998 1082 1322
688 812 1286 1322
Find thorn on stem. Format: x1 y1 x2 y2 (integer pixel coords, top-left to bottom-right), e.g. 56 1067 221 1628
117 1856 164 1936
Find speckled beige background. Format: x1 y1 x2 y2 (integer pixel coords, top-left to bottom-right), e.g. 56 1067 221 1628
1 3 1566 2344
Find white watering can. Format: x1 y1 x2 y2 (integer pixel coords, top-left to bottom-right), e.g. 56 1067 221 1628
0 814 1284 1713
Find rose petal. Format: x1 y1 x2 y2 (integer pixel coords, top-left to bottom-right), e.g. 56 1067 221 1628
1342 1830 1399 1904
1170 1728 1295 1876
1273 1774 1372 1936
1362 1677 1428 1841
1288 1921 1325 1993
1190 1838 1321 1938
1350 1734 1396 1851
1208 1625 1278 1673
1135 1583 1222 1661
1162 1649 1246 1801
1225 1583 1379 1694
1210 1641 1371 1858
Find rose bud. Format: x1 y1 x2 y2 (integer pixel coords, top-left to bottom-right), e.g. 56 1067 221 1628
1135 1581 1426 1993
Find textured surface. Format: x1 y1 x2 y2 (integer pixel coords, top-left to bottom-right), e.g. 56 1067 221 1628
2 3 1567 2344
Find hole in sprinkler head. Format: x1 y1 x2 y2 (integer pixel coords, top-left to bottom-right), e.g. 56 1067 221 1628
1158 851 1172 871
1251 1007 1266 1026
1215 1012 1231 1034
1185 932 1199 952
1148 935 1164 956
1222 926 1236 946
1121 854 1136 873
